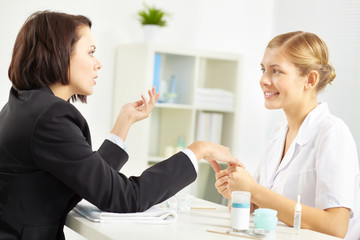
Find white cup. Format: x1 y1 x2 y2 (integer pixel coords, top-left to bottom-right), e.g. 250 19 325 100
231 191 251 230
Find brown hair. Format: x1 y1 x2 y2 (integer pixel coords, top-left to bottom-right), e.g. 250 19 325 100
8 11 92 102
267 31 336 92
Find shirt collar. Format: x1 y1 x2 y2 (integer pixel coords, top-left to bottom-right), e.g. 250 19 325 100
294 102 330 145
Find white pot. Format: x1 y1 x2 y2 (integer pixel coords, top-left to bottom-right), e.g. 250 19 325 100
143 24 162 43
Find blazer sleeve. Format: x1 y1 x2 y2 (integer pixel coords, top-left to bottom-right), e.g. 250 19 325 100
31 101 197 212
97 139 128 171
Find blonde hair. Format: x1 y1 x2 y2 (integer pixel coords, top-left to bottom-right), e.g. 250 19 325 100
267 31 336 92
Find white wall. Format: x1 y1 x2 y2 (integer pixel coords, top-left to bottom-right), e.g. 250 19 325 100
0 0 273 173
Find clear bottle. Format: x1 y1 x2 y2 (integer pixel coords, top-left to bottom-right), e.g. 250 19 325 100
293 195 302 234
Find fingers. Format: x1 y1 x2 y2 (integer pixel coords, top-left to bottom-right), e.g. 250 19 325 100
218 154 243 168
209 160 221 173
149 86 156 99
131 87 160 112
215 174 229 187
237 162 246 169
150 86 156 97
148 86 159 104
214 144 241 166
143 87 160 114
228 164 236 172
228 157 242 166
133 100 144 108
135 87 156 107
142 94 147 105
228 165 238 178
199 142 245 171
147 89 153 104
216 169 228 179
217 183 229 195
228 163 244 173
228 162 246 169
215 175 231 199
155 92 160 101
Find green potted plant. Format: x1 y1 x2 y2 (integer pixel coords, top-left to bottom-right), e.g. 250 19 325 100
137 3 170 42
137 3 169 26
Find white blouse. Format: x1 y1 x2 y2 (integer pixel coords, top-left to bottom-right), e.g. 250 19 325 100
254 103 360 240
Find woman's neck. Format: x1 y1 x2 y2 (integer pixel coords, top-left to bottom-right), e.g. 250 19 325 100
49 83 73 101
280 98 318 161
284 99 318 132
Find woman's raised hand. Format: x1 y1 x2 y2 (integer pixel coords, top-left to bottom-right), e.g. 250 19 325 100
111 87 160 141
123 87 160 124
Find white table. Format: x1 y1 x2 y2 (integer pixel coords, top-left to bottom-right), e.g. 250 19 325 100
66 197 341 240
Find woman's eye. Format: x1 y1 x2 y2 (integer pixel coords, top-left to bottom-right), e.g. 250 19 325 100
260 68 265 73
273 69 281 74
89 51 95 56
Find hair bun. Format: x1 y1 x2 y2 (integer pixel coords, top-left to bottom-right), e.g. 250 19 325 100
327 62 336 84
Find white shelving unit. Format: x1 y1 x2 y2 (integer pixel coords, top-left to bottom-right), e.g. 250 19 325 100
112 43 242 203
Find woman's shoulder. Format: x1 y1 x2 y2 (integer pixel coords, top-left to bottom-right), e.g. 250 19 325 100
20 87 86 126
311 102 350 133
30 88 88 138
32 87 81 115
317 110 353 138
314 108 357 157
15 87 69 109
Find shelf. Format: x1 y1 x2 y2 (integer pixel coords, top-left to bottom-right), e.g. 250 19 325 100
195 106 235 113
148 108 193 158
113 43 242 204
155 103 194 110
155 103 235 113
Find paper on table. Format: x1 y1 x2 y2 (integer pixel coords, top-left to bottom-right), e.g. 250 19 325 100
74 200 177 224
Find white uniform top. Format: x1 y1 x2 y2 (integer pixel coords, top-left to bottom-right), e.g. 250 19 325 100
254 102 360 240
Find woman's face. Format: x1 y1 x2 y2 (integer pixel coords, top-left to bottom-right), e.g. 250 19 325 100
69 26 102 96
259 47 307 111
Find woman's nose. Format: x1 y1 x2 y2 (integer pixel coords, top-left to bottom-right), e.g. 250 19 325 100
260 73 271 86
95 58 102 70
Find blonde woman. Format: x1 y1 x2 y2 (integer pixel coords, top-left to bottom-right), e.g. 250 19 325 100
215 31 360 239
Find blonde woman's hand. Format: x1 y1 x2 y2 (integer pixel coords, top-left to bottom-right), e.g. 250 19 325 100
215 169 232 200
227 165 257 194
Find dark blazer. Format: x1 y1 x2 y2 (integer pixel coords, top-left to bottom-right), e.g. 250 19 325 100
0 87 197 240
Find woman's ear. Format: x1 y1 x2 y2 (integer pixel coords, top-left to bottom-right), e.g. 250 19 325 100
305 70 319 90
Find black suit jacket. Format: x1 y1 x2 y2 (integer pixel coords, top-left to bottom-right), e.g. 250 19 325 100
0 87 196 240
